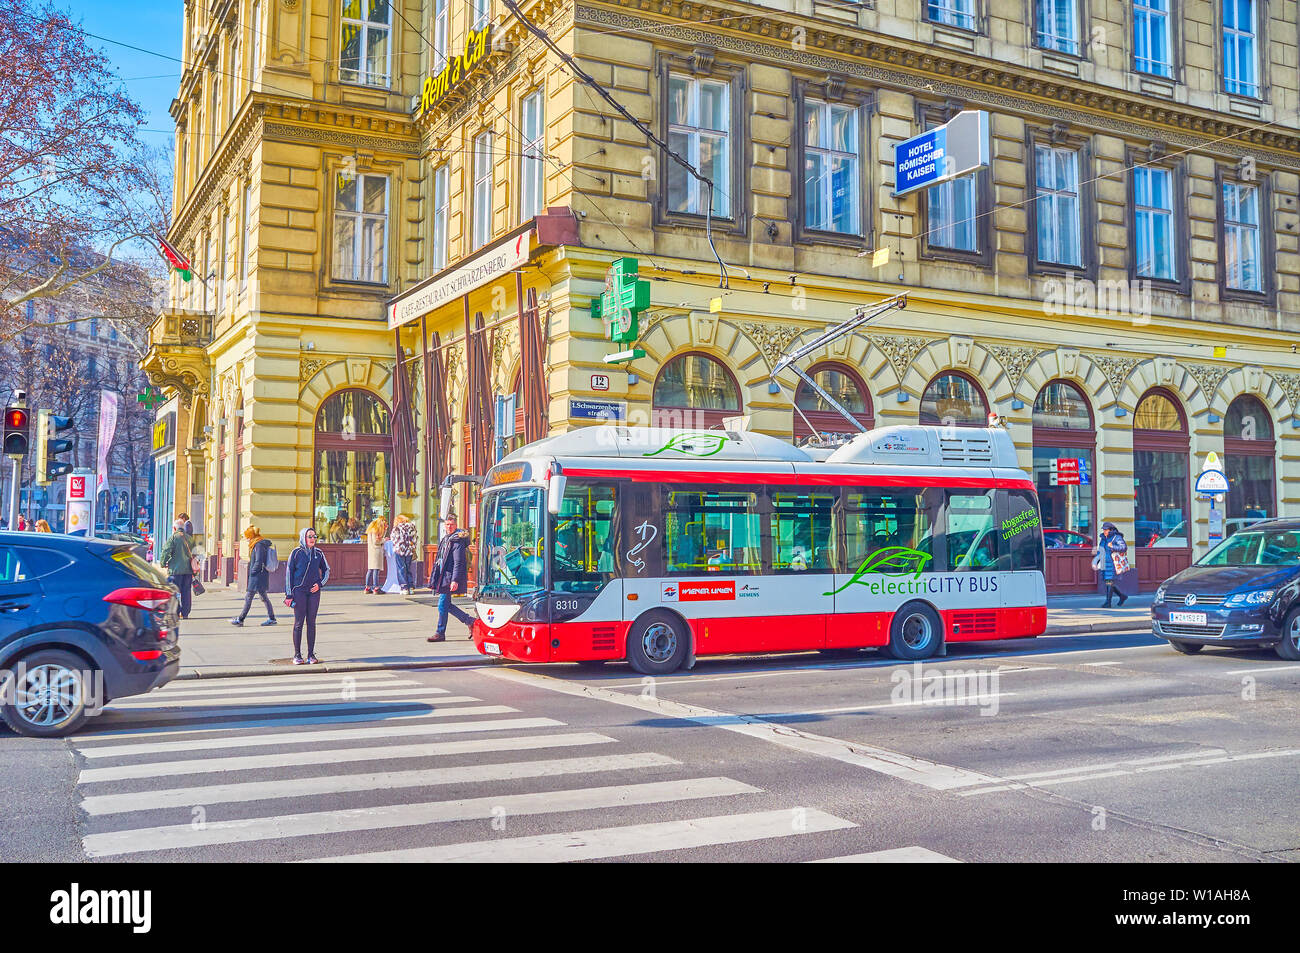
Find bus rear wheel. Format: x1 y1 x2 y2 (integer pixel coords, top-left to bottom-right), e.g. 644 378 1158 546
885 602 943 661
626 612 688 676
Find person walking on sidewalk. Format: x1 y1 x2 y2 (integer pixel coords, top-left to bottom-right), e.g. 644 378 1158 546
1094 522 1130 608
391 514 418 595
364 516 388 593
160 518 195 620
231 526 278 627
427 513 475 642
284 527 330 664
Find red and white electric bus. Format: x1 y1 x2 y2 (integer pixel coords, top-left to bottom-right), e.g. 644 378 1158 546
464 425 1047 674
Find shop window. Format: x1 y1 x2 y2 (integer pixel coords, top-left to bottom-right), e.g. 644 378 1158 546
919 371 989 428
1032 380 1096 547
340 0 391 87
1224 394 1275 526
1134 388 1189 549
793 363 874 440
652 352 741 429
313 389 392 542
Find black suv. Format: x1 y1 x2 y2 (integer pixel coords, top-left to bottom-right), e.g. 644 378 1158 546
0 531 180 737
1151 519 1300 659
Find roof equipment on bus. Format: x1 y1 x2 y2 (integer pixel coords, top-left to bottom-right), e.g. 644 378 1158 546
769 291 908 440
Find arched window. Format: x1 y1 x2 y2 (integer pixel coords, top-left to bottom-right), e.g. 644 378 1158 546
1133 388 1189 550
793 363 874 440
919 371 988 427
1224 395 1275 526
313 389 392 544
652 352 742 429
1032 381 1096 575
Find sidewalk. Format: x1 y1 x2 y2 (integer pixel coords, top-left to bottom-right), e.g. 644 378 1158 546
170 585 1152 680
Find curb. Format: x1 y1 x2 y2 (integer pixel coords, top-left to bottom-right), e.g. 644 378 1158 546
1043 619 1150 636
175 656 500 680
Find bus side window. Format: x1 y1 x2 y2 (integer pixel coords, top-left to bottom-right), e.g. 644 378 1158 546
770 491 835 572
552 481 618 593
665 486 762 574
999 488 1045 572
842 490 934 571
946 490 1003 572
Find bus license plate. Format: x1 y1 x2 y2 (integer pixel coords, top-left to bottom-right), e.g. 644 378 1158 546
1169 611 1207 625
483 642 502 656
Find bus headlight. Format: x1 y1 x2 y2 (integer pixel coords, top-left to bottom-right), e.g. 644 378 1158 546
515 593 551 624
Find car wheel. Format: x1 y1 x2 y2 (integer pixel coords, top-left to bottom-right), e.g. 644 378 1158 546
626 611 688 676
885 602 943 661
0 650 93 738
1168 640 1204 655
1276 610 1300 661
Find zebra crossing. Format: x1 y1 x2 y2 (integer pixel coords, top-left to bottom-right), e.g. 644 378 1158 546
71 670 960 863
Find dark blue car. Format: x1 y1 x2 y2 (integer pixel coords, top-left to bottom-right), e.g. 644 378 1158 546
1151 519 1300 659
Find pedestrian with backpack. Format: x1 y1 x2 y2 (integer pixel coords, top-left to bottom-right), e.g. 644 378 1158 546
159 518 195 620
284 527 330 664
231 526 278 627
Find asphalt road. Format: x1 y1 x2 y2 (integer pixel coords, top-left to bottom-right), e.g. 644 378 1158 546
3 627 1297 863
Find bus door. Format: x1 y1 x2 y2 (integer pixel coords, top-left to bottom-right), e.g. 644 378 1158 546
827 488 940 648
995 486 1048 637
549 481 623 659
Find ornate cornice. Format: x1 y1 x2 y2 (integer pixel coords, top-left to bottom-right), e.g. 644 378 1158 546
577 4 1300 164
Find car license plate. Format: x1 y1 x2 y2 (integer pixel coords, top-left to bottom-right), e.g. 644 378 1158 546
1169 611 1207 625
483 642 502 656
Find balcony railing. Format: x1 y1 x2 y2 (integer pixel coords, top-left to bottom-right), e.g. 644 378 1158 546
150 310 214 349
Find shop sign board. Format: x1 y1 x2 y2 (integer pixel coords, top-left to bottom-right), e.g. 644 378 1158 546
893 110 990 197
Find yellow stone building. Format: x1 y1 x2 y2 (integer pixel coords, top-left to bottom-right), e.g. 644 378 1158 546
145 0 1300 591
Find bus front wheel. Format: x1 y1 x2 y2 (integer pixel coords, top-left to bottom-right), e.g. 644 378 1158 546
626 612 689 675
885 603 943 661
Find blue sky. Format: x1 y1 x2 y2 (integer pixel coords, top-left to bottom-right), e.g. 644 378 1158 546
62 1 185 137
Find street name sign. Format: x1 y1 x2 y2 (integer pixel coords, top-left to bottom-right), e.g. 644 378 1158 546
569 398 626 421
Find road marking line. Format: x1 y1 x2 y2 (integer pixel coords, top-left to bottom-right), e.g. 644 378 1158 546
1001 749 1230 781
109 687 465 710
78 732 617 784
763 692 1016 717
476 668 1000 791
598 661 1056 690
1082 661 1123 667
807 846 960 863
81 752 680 816
308 809 855 863
74 706 520 746
81 777 760 857
75 717 566 760
1221 664 1300 675
143 674 410 696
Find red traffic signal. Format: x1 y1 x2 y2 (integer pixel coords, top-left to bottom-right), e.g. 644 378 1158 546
3 405 28 456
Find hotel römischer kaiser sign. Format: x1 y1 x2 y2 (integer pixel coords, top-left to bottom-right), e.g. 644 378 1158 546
417 23 493 114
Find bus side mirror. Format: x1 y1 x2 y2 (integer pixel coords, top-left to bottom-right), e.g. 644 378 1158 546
439 486 454 521
547 474 567 516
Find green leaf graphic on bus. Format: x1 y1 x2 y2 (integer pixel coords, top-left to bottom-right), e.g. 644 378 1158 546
823 546 934 596
642 432 729 458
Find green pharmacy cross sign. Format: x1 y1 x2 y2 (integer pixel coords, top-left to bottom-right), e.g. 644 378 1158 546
136 387 165 411
591 257 649 364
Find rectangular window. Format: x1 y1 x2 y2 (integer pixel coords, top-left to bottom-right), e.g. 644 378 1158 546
1223 181 1262 292
240 183 254 288
1000 489 1046 572
1033 448 1095 541
519 91 545 223
1034 144 1082 267
770 491 836 572
250 1 261 82
332 172 388 283
1134 0 1173 77
928 173 979 252
1135 450 1188 547
471 0 489 29
472 131 493 248
433 164 449 270
228 38 240 119
433 0 448 67
552 482 617 593
842 490 938 571
665 488 761 574
1036 0 1079 55
217 212 228 312
927 0 976 31
340 0 392 87
945 490 1003 571
667 74 730 218
1134 166 1176 281
208 75 219 156
90 317 98 338
803 100 860 235
1223 0 1259 97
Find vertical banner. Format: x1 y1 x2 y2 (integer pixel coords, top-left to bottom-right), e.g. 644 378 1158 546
96 390 119 494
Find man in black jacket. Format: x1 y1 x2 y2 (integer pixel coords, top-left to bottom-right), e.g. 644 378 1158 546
427 514 475 642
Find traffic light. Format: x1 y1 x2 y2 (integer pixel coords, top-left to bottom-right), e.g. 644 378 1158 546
34 410 74 486
3 406 29 456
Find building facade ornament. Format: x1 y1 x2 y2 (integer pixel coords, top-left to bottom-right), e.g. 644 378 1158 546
1272 373 1300 417
298 356 330 385
869 333 931 384
1184 362 1230 406
986 344 1040 396
739 321 806 370
1088 353 1141 402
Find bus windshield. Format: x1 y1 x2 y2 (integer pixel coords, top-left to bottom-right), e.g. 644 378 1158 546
479 486 546 594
